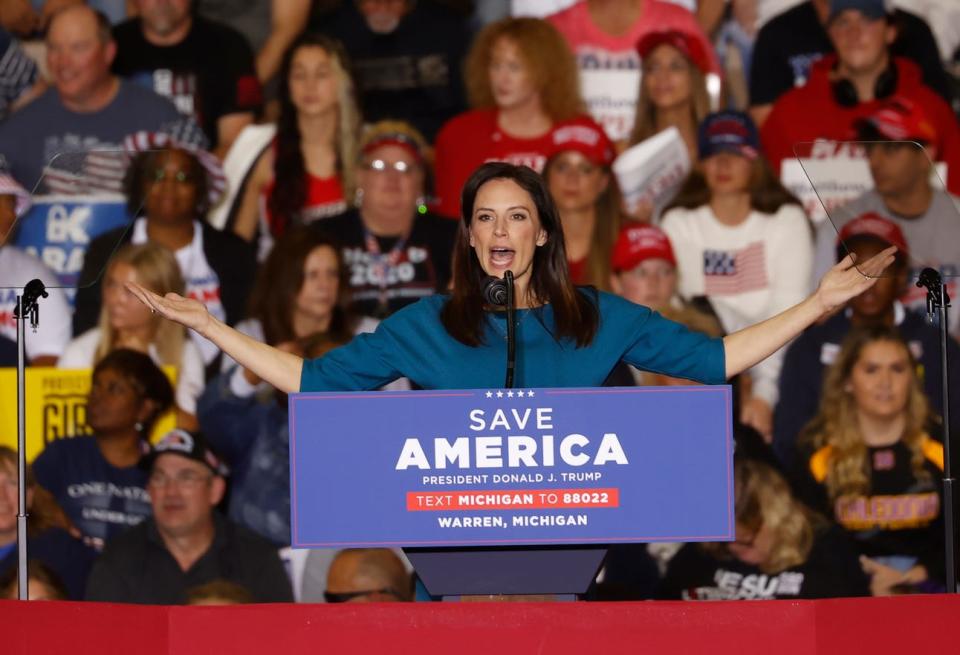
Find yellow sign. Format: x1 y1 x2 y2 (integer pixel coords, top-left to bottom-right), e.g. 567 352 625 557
0 367 177 461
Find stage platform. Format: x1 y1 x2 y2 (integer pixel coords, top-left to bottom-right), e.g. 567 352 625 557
3 595 958 654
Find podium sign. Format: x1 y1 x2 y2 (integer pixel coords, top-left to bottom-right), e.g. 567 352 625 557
290 386 734 549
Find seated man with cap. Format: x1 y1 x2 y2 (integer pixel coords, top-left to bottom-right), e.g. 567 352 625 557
777 213 960 468
85 429 293 604
812 97 960 336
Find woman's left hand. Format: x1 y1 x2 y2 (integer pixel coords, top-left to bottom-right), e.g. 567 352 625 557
814 247 898 315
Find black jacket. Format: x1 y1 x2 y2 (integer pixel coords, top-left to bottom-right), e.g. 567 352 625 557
84 514 293 604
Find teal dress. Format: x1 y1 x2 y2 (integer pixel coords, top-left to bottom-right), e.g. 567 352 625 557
300 291 726 392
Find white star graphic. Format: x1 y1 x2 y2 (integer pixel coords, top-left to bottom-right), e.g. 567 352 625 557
507 390 514 397
516 390 525 397
528 390 535 397
485 391 493 398
496 391 504 398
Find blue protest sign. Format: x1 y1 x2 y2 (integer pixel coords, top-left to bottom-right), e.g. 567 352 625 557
13 195 131 295
290 386 734 548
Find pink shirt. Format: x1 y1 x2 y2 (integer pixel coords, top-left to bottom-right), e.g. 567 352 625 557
548 1 720 141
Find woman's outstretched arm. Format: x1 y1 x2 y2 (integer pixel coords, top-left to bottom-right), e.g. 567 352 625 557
723 247 897 379
125 282 304 393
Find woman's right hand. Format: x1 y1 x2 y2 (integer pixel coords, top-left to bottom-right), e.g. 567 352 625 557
125 282 212 336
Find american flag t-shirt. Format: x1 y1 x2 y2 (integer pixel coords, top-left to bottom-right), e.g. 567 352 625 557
703 241 768 295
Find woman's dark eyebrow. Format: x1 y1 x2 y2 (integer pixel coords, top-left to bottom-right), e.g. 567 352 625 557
473 205 531 213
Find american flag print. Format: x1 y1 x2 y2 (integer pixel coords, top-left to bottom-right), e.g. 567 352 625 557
703 241 768 295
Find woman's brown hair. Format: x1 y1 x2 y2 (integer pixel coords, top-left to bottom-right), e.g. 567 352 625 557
441 162 599 347
542 154 623 291
464 17 584 122
247 226 356 346
629 47 711 147
663 155 802 215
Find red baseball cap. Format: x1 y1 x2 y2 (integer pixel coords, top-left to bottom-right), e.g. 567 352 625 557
837 212 909 256
636 29 712 75
611 223 676 272
854 97 937 144
549 122 615 167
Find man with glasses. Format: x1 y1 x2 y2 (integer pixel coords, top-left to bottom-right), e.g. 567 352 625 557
85 429 293 604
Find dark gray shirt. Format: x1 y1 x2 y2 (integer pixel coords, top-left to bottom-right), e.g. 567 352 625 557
85 513 293 604
0 79 206 193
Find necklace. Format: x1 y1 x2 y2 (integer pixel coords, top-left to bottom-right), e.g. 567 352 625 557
487 308 534 341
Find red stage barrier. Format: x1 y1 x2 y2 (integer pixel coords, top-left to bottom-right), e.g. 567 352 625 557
3 595 957 654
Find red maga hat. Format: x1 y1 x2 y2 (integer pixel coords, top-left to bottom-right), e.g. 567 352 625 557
611 223 677 272
636 29 712 75
837 212 909 256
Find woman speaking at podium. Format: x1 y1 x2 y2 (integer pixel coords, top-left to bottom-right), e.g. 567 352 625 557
126 163 895 394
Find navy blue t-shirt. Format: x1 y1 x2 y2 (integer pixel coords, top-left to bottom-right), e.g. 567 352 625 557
32 437 151 551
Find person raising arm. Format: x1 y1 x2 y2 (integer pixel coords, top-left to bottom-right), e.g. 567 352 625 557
126 163 896 395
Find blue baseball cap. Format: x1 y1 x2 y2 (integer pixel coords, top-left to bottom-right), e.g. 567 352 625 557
829 0 887 23
697 111 760 161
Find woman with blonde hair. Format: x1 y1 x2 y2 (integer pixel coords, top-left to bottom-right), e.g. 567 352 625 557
432 16 608 219
59 243 204 429
660 457 869 600
229 33 361 252
628 29 714 162
796 325 945 595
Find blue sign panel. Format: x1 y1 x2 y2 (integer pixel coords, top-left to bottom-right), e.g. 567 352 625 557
290 386 734 548
13 195 131 295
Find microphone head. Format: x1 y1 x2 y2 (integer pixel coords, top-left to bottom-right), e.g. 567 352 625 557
482 275 508 306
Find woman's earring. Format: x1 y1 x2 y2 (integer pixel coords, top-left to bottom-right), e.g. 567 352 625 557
354 187 364 208
135 422 144 433
415 195 427 215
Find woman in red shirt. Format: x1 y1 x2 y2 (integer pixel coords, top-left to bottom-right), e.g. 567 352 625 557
231 34 361 252
432 17 608 219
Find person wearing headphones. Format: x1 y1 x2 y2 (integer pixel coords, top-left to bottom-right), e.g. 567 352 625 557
758 0 960 195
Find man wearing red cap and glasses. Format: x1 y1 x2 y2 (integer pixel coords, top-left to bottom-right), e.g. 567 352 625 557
812 97 960 335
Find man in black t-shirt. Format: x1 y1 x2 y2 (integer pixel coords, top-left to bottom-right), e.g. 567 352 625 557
310 0 468 142
85 430 293 604
749 0 948 126
112 0 262 154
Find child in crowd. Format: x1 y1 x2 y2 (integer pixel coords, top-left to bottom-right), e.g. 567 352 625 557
661 110 812 439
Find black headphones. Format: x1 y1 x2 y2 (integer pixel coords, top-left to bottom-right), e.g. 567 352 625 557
831 63 899 107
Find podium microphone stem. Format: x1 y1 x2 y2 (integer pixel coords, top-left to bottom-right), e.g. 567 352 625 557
505 271 515 389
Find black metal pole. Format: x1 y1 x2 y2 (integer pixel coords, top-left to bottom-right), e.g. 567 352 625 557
14 294 28 601
504 271 515 389
917 268 955 593
13 279 47 601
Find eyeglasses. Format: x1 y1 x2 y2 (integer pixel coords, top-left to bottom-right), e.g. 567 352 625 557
363 159 417 175
323 588 401 603
152 169 196 184
147 470 212 490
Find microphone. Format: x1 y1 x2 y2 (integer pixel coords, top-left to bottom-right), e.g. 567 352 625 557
482 275 508 307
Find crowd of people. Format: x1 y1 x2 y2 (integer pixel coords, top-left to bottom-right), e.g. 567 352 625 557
1 0 959 603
